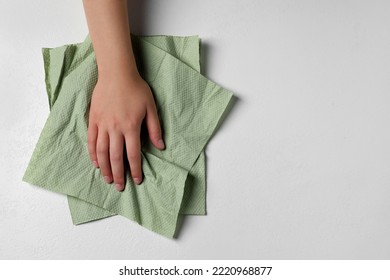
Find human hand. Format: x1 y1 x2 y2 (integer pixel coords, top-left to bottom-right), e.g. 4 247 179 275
87 70 165 191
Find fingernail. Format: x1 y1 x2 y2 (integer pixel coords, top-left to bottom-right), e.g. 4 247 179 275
133 177 142 185
104 176 111 184
158 139 165 149
115 184 123 191
93 161 99 168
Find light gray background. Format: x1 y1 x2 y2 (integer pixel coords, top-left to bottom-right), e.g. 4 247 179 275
1 0 390 259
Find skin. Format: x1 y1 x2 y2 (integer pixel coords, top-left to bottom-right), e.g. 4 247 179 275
83 0 165 192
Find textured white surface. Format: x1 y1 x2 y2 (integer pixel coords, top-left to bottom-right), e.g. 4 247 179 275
1 0 390 259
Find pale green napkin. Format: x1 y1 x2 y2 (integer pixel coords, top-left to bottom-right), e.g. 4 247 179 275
23 34 233 238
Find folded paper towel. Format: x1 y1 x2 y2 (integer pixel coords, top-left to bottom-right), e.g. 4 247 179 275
23 34 233 238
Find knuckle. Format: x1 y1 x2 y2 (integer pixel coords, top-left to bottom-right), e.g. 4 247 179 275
87 138 95 147
126 149 140 161
88 116 96 126
110 152 122 162
96 145 108 155
125 119 141 132
87 133 96 145
87 144 95 154
109 119 121 131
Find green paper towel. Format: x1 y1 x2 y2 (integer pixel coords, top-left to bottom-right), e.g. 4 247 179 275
23 34 233 238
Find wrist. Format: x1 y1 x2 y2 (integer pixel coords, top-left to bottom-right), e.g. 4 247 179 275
98 57 138 74
97 65 144 90
97 61 140 80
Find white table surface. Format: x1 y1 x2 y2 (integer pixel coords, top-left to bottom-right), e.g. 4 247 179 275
1 0 390 259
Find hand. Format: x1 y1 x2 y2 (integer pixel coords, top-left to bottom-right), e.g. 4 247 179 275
87 70 165 191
